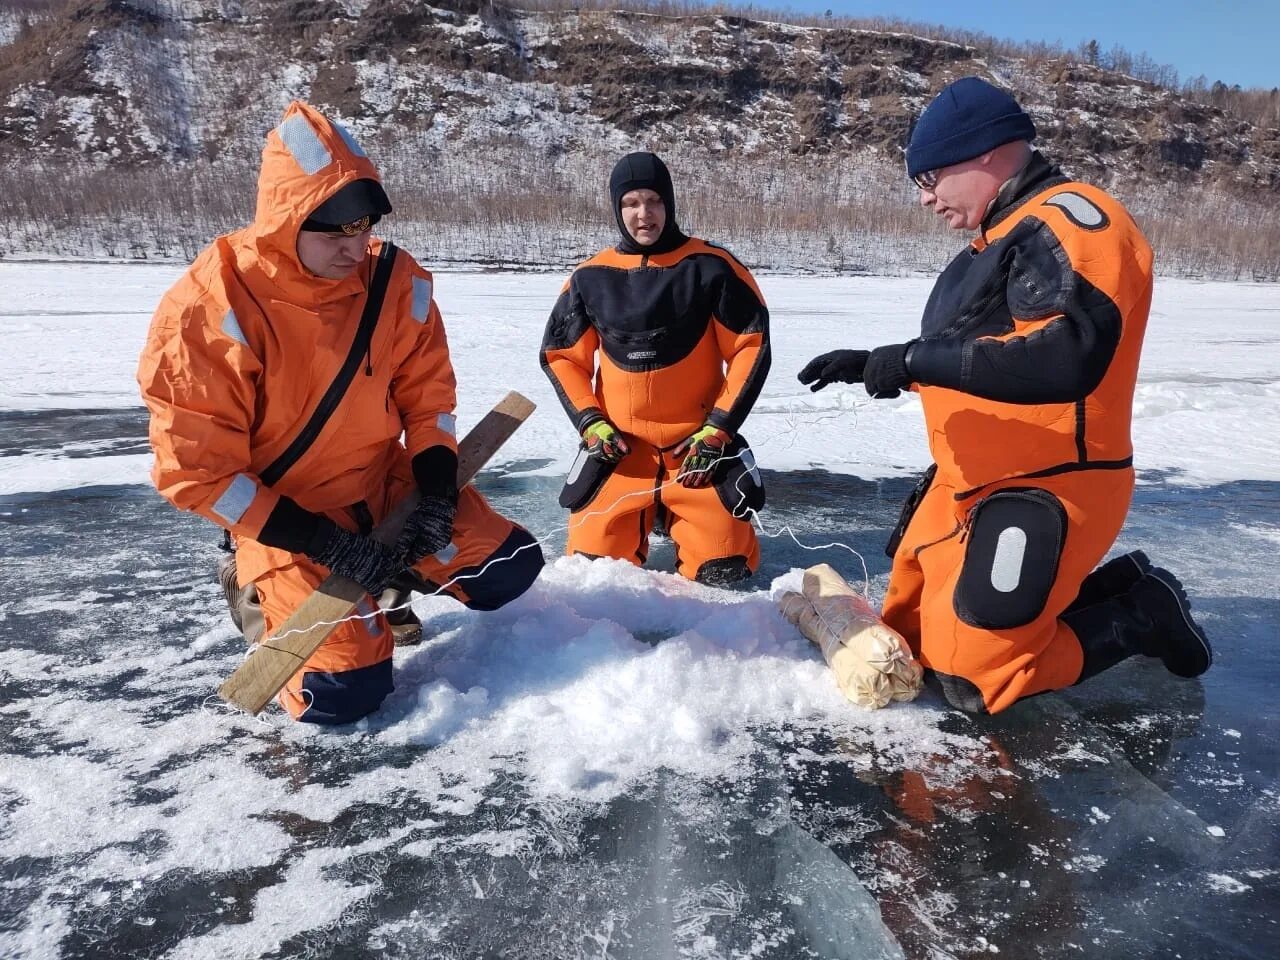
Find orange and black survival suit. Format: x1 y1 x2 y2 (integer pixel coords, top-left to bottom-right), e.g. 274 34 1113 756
540 153 770 584
137 102 542 724
884 152 1154 712
806 151 1210 713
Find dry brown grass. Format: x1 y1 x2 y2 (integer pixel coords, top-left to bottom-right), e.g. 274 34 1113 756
2 140 1276 279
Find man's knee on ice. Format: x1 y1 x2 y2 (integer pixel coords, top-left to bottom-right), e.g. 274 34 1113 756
928 671 989 715
954 489 1066 630
695 555 753 586
454 527 544 611
297 659 394 725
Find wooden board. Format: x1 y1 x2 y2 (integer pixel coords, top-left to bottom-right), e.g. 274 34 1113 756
218 391 536 715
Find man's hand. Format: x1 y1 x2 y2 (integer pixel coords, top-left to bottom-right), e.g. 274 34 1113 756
583 420 631 464
797 350 870 392
306 520 404 596
674 425 731 488
862 343 913 399
394 494 457 565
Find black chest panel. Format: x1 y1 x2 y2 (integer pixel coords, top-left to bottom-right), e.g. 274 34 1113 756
575 256 723 371
921 220 1045 342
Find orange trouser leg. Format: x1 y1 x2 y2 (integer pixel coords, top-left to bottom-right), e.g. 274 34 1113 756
884 470 1133 713
881 478 949 656
565 440 660 565
256 558 395 724
659 448 759 581
407 484 543 610
261 485 541 725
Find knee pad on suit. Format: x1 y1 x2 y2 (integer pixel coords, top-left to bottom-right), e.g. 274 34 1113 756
953 488 1067 630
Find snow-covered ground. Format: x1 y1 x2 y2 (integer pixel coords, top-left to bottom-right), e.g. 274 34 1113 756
3 262 1278 491
1 263 1277 959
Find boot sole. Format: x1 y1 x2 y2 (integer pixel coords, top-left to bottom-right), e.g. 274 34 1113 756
1146 569 1213 677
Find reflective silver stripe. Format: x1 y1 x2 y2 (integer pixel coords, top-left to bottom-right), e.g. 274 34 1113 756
333 121 367 158
434 542 459 565
221 308 248 347
1043 191 1105 228
411 276 433 323
277 115 332 175
436 413 457 437
740 447 762 486
990 526 1028 593
356 599 383 637
566 446 588 484
211 474 257 525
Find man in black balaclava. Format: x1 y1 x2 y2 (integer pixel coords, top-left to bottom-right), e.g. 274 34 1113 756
608 152 688 255
540 152 772 585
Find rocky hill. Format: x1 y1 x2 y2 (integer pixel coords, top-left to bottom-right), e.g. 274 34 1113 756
1 0 1276 276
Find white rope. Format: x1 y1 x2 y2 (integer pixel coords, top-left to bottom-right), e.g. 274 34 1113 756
255 398 885 646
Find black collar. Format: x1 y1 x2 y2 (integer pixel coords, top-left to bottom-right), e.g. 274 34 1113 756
982 151 1071 235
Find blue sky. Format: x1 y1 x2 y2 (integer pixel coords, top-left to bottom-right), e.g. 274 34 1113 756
780 1 1278 90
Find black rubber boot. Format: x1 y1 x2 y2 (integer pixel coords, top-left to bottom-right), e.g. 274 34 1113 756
1064 567 1213 682
217 552 264 645
380 581 424 647
1064 549 1151 614
217 553 245 632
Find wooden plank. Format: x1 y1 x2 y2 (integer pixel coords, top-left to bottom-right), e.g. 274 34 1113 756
218 391 536 715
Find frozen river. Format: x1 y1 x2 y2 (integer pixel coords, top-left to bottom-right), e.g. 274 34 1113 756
1 264 1277 959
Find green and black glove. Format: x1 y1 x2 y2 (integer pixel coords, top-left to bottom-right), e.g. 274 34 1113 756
582 419 631 464
674 424 731 489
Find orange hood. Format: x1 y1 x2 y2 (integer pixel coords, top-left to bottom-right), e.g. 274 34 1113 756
237 100 386 305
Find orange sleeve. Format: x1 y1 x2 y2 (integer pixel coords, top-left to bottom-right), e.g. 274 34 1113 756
708 255 771 435
136 275 282 540
540 278 604 431
390 263 459 458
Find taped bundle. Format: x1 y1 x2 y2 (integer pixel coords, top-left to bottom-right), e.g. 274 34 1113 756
779 563 923 709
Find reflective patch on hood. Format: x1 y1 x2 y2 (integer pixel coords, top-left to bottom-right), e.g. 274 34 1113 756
277 114 333 176
333 121 367 159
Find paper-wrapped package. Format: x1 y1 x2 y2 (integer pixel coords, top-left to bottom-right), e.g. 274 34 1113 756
779 563 923 709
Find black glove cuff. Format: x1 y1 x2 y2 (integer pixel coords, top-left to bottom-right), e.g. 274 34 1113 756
576 407 606 433
304 516 343 559
411 445 459 504
258 496 324 555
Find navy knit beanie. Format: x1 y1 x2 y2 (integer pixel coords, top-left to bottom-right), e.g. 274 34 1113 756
906 77 1036 178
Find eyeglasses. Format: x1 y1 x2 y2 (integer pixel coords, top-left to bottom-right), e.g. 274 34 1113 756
911 168 940 191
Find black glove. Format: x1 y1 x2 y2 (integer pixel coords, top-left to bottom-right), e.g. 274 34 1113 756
797 350 870 392
862 343 913 399
306 519 404 596
394 494 457 565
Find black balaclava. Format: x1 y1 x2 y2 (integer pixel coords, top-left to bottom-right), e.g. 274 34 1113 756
609 152 688 255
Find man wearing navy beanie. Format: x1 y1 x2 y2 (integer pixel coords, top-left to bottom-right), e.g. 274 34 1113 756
799 77 1212 716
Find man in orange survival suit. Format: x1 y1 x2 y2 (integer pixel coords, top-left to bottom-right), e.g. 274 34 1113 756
138 101 543 724
799 78 1212 714
540 152 770 584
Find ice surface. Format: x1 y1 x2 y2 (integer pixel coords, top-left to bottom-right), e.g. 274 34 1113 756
0 264 1277 959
